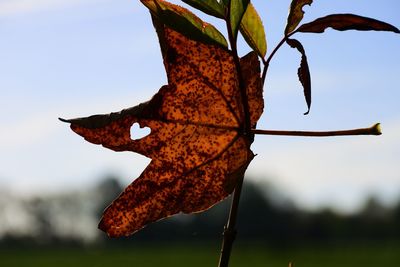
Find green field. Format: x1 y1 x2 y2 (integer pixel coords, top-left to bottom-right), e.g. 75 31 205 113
1 243 399 267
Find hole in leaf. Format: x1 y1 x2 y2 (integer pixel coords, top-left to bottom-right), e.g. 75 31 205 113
130 123 151 141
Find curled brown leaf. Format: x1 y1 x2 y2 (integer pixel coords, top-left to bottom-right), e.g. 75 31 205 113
285 0 313 35
286 38 311 115
298 14 400 34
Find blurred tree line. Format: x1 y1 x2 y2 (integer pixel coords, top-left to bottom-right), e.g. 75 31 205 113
0 175 399 248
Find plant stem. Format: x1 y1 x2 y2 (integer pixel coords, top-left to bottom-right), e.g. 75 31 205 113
251 123 382 137
218 174 245 267
217 2 252 267
262 32 296 85
226 9 251 134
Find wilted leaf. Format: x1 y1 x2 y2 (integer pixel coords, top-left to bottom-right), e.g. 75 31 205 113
230 0 250 39
141 0 228 48
61 18 263 237
285 0 313 35
286 38 311 115
297 14 400 34
182 0 225 18
240 3 267 57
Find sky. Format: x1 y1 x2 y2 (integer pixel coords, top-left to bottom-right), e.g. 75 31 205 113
0 0 399 213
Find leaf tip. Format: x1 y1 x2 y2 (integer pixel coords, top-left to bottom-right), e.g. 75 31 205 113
98 218 111 235
59 117 70 123
303 109 310 116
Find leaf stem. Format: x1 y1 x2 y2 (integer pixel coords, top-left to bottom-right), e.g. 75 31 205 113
252 123 382 137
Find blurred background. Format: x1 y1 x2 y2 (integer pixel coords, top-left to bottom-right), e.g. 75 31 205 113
0 0 399 266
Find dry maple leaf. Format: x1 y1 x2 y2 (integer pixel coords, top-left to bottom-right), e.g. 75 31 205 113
61 17 263 237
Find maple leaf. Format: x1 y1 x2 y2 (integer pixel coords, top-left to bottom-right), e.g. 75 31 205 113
61 16 263 237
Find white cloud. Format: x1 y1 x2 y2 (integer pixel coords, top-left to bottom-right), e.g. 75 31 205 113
0 0 108 17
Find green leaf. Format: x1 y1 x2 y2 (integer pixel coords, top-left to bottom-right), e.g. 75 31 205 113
141 0 228 48
221 0 229 7
286 38 311 115
297 14 400 34
285 0 313 35
240 3 267 57
230 0 250 39
181 0 225 19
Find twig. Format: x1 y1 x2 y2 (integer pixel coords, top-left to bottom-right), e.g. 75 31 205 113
251 123 382 137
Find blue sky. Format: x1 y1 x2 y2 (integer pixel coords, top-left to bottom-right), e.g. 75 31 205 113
0 0 399 213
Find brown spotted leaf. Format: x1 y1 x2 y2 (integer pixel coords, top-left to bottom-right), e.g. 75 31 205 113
61 17 263 237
